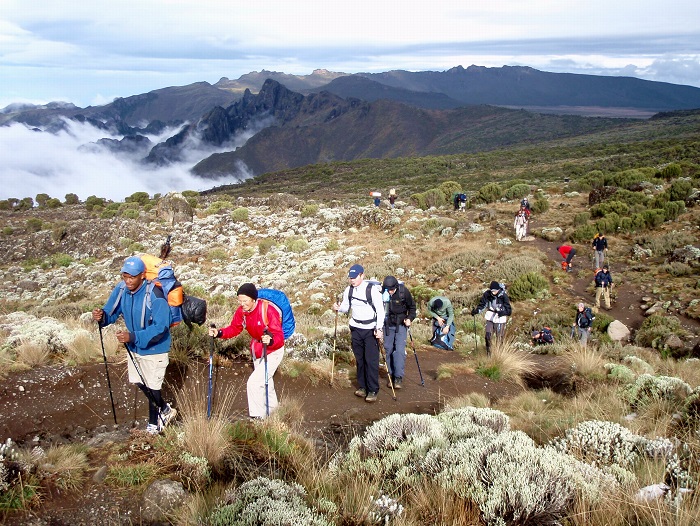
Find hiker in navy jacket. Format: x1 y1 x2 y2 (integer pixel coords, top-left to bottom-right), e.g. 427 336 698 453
92 256 175 434
472 281 512 355
594 264 614 310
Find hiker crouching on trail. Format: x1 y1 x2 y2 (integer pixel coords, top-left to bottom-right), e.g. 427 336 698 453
471 281 512 355
557 244 577 272
92 256 176 435
427 296 456 350
382 275 416 389
209 283 284 419
333 264 385 403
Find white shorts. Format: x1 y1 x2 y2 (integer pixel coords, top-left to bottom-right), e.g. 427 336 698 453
127 352 169 390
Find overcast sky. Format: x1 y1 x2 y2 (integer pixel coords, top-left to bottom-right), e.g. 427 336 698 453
2 0 700 108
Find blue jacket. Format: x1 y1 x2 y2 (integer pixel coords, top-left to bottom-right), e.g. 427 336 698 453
100 280 171 355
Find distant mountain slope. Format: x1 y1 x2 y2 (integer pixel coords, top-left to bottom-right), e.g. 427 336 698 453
2 82 237 128
190 86 633 178
215 69 346 94
308 75 463 109
359 65 700 111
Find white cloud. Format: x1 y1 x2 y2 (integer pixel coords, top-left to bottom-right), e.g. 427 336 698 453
0 119 249 202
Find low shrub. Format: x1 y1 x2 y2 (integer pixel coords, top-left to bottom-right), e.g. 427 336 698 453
476 182 503 203
231 207 249 221
531 197 549 214
504 184 530 200
300 204 319 218
508 272 549 301
634 314 686 352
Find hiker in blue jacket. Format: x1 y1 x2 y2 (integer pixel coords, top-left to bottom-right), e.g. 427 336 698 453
92 256 176 434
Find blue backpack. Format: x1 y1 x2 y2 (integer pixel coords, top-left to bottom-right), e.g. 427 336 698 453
257 288 296 339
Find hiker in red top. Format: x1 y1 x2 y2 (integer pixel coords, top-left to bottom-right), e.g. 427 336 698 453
209 283 284 419
557 245 577 272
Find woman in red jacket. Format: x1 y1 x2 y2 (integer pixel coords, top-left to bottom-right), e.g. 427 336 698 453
209 283 284 419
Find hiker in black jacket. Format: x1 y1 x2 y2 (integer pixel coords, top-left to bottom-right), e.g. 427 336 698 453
572 302 593 345
592 233 608 269
382 276 416 389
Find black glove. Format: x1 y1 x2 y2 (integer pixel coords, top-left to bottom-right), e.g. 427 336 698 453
471 308 479 316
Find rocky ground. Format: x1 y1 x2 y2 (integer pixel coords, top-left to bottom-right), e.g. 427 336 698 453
1 191 699 524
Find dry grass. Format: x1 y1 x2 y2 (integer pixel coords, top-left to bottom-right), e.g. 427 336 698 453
563 344 607 381
498 389 570 444
14 340 50 368
480 336 538 386
403 482 481 526
174 379 239 470
40 444 90 491
443 392 491 410
280 358 334 386
64 332 103 365
436 362 476 380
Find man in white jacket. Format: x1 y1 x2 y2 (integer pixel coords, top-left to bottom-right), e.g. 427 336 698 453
333 264 385 403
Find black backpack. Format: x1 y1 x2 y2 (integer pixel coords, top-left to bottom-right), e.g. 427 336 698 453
541 327 554 344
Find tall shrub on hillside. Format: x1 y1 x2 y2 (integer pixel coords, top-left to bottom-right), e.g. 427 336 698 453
477 183 503 204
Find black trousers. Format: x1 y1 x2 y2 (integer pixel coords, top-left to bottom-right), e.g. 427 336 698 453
351 327 380 394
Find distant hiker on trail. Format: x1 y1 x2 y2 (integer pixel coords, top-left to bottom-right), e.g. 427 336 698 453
382 275 417 389
92 256 176 435
471 281 512 355
520 197 531 214
209 283 285 419
514 210 528 241
333 264 385 403
389 188 396 208
427 296 456 350
572 302 594 345
557 244 577 272
594 264 614 311
592 233 608 269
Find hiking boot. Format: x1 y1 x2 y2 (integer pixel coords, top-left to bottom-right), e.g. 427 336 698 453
145 423 159 435
365 391 377 403
387 377 394 388
354 388 367 398
394 377 403 389
159 404 177 430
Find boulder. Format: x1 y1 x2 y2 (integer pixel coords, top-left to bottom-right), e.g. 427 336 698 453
664 334 684 351
155 192 194 225
644 302 665 316
141 479 187 523
607 320 631 342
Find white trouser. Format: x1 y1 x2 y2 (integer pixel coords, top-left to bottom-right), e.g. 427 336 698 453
248 347 284 418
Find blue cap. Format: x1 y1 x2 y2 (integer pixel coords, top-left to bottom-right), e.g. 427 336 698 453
348 264 364 279
121 256 146 276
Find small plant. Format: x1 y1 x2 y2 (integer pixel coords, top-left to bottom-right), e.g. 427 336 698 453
300 204 319 217
52 253 73 267
231 207 249 221
106 463 158 487
258 238 276 255
26 218 43 232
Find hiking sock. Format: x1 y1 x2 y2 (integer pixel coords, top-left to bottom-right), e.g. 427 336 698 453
137 383 164 425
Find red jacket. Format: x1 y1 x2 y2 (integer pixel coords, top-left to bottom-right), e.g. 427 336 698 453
220 300 284 358
558 245 573 258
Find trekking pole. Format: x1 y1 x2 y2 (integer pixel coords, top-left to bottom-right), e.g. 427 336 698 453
378 337 397 401
472 315 478 355
263 330 270 417
97 324 117 424
407 327 424 387
330 307 338 386
124 344 165 428
207 323 216 419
